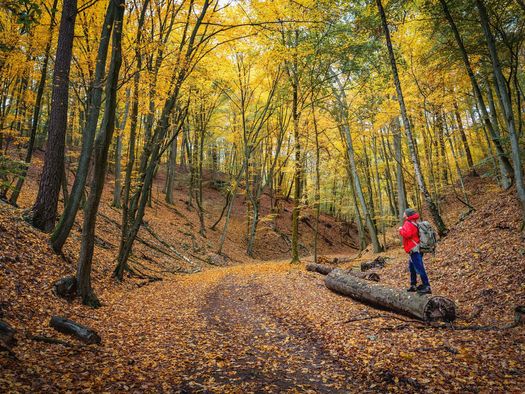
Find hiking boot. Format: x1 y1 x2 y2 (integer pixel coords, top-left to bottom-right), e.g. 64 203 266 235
407 285 417 292
416 284 425 291
417 286 432 294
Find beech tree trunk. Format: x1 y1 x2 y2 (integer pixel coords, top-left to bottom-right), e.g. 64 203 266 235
290 39 301 264
114 0 149 281
9 0 59 206
377 0 447 236
306 263 380 282
77 0 124 307
165 134 178 204
475 0 525 223
50 2 116 251
325 268 456 322
329 67 382 252
439 0 513 190
453 101 475 173
113 88 130 208
31 0 77 232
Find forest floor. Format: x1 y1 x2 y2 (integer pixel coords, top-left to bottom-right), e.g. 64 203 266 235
1 160 525 392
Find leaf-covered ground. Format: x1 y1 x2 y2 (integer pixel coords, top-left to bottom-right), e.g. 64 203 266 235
2 260 524 392
1 172 524 392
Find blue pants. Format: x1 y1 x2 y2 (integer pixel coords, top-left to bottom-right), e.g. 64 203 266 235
409 251 430 287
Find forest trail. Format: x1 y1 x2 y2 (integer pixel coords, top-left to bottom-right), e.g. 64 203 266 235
4 257 524 392
94 263 356 392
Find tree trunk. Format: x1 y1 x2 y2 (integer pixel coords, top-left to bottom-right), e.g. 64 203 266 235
50 1 116 250
113 88 130 208
325 269 456 322
348 170 367 250
312 101 321 264
377 0 447 236
165 134 178 204
436 112 449 187
9 0 59 206
330 67 382 252
439 0 513 189
31 0 77 232
114 0 149 281
196 123 206 236
453 101 475 173
77 0 124 307
290 58 301 264
380 131 397 219
475 0 525 222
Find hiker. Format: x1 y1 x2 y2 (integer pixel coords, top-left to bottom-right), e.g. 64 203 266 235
399 208 431 294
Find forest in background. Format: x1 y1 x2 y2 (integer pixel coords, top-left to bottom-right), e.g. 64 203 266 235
1 0 524 302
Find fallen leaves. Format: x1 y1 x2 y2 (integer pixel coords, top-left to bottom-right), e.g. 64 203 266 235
1 175 524 392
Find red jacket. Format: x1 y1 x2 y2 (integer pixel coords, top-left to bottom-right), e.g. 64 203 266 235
399 213 420 253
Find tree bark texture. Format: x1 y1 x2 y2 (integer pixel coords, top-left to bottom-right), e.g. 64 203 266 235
325 269 456 322
77 0 124 307
306 263 380 282
31 0 77 232
50 1 116 251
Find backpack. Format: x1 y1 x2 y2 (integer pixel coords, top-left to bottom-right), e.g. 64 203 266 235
412 221 437 254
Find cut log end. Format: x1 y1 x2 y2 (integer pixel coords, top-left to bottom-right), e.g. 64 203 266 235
424 296 456 322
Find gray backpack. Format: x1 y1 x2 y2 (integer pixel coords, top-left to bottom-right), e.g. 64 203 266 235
412 221 437 254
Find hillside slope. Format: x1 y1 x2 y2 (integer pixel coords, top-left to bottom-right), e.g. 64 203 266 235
15 153 360 266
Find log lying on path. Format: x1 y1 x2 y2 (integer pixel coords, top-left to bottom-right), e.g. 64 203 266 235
325 268 456 322
314 255 355 265
360 256 387 271
50 316 101 344
306 263 380 282
306 263 335 275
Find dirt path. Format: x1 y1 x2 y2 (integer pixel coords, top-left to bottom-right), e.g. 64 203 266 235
97 265 359 392
100 262 525 393
194 275 353 392
3 262 524 392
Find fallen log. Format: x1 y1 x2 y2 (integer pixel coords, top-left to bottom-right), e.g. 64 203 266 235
306 263 380 282
325 268 456 322
361 256 387 271
49 316 101 344
332 256 356 264
306 263 334 275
